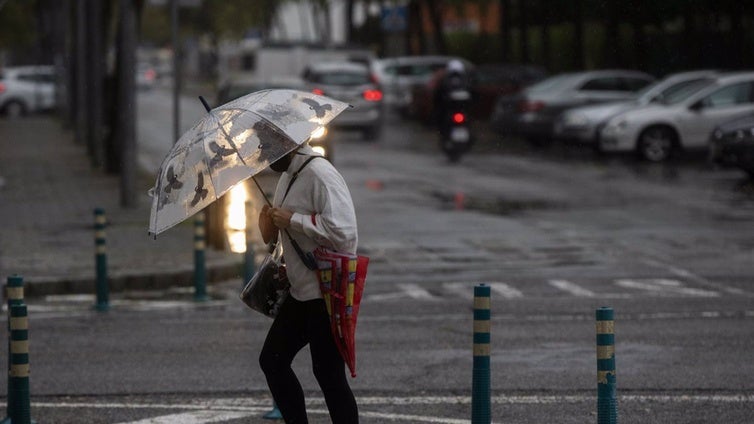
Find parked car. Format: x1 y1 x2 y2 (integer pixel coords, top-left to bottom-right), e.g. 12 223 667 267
372 55 471 115
599 72 754 162
554 70 718 145
490 69 655 143
470 64 547 119
410 63 546 124
301 61 384 140
215 75 332 161
709 113 754 177
0 65 56 117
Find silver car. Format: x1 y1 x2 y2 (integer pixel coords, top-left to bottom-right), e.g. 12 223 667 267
490 69 655 143
0 66 56 117
599 72 754 161
554 70 718 145
302 61 384 140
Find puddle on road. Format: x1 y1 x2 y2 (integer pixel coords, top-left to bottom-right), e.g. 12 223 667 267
431 190 563 216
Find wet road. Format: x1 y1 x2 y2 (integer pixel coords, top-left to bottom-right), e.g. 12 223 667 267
18 89 754 423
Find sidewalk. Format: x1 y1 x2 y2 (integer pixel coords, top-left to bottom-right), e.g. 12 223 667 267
0 116 242 297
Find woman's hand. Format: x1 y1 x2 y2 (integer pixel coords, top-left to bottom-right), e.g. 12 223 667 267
269 207 293 230
259 205 275 244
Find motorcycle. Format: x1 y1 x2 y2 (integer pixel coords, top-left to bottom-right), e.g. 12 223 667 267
438 88 473 163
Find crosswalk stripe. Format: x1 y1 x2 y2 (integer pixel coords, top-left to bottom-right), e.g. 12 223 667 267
115 410 256 424
615 278 720 297
488 282 523 299
548 279 596 297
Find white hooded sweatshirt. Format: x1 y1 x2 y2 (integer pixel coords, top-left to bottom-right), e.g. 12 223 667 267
272 145 358 301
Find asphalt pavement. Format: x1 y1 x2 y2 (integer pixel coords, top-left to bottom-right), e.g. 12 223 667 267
0 116 242 298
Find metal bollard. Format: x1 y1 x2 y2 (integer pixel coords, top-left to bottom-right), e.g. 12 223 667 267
471 284 491 424
8 304 31 424
94 208 110 311
596 307 618 424
243 200 255 286
194 211 208 302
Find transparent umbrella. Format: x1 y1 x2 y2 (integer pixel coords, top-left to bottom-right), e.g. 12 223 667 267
148 89 350 236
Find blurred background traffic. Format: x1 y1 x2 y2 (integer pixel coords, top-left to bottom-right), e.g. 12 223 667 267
2 0 754 249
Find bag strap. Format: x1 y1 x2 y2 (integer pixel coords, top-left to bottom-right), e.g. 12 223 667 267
280 155 320 270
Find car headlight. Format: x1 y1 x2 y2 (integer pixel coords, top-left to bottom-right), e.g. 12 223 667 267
713 129 723 140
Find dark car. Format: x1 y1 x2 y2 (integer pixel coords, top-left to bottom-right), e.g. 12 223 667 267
710 113 754 177
409 63 546 124
471 64 547 119
490 69 655 144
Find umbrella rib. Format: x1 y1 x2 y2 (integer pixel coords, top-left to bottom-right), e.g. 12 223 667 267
213 112 248 167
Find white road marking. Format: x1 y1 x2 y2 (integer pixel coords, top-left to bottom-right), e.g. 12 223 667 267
641 258 752 296
548 279 595 297
366 283 439 301
488 282 524 299
115 410 256 424
615 278 720 297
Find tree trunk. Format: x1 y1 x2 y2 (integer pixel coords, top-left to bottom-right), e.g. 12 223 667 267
425 0 446 54
539 0 550 70
518 0 529 63
116 0 138 207
573 0 585 69
345 0 354 43
499 0 510 62
603 2 620 68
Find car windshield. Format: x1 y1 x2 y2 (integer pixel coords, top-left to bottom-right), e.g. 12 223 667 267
639 78 714 103
311 71 369 86
527 74 580 93
660 79 715 105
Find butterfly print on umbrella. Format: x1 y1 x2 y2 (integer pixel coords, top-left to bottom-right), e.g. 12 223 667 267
163 165 183 193
191 172 209 207
301 98 333 118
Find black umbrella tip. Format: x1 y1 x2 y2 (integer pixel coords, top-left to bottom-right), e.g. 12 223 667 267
199 96 212 112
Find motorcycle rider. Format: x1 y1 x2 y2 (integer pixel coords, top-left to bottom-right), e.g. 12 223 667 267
433 59 473 135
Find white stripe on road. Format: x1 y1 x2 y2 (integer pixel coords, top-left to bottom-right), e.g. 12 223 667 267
615 278 719 297
548 279 595 297
641 258 752 296
114 410 255 424
366 282 439 301
488 282 524 299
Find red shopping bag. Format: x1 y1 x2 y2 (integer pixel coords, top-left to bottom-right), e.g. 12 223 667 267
314 247 369 377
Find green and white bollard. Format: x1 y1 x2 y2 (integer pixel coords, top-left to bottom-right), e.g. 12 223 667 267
8 305 32 424
243 200 255 286
596 307 618 424
471 284 491 424
194 211 208 302
3 275 25 424
94 208 109 311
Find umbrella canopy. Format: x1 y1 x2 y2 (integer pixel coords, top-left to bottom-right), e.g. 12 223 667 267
148 89 350 235
315 247 369 378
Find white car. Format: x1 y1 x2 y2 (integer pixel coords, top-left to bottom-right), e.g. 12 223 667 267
0 66 56 117
555 70 718 145
599 72 754 162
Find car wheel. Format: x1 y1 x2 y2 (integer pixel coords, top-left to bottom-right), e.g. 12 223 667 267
3 101 26 118
638 126 676 162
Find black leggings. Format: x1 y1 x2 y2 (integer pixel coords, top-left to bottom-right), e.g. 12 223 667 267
259 296 359 424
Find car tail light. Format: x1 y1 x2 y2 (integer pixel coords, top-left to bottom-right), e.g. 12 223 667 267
145 69 156 81
312 88 324 95
452 112 466 124
518 100 545 113
363 89 382 102
0 82 5 94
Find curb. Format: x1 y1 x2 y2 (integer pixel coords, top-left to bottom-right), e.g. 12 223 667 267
21 260 244 298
